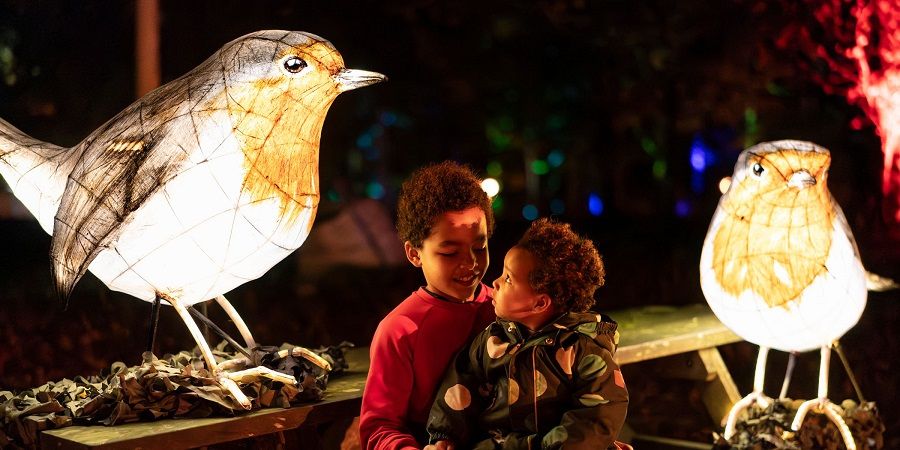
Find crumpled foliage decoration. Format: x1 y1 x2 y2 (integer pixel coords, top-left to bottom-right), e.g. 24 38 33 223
0 341 352 449
713 398 884 450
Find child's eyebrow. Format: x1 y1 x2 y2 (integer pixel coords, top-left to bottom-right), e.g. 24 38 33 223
436 235 487 247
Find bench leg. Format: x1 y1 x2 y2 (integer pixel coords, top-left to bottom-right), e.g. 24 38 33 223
696 347 741 426
644 348 741 426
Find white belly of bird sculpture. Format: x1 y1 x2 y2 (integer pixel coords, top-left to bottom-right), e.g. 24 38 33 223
699 211 866 352
87 123 317 306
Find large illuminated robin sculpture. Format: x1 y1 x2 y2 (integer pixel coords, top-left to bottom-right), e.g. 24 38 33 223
0 30 385 407
700 140 867 449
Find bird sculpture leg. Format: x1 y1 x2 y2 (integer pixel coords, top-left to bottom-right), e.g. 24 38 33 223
724 346 772 439
213 294 332 371
160 294 328 407
159 293 253 407
215 294 257 349
181 302 306 386
834 340 866 403
779 352 797 399
146 296 162 354
791 346 856 450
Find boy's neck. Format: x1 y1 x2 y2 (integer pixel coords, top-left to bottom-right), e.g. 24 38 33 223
424 284 480 303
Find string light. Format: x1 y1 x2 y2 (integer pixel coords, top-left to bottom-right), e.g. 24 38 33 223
481 178 501 197
719 177 732 194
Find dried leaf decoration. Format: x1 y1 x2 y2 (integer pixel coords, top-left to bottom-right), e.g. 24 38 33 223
0 342 351 449
712 398 884 450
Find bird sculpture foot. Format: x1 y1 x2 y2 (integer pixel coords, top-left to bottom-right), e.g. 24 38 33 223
217 345 333 373
222 365 299 385
213 345 334 409
791 397 856 450
217 376 253 408
723 391 772 440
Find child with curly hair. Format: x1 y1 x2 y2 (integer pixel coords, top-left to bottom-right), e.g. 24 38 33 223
360 161 497 450
426 218 629 450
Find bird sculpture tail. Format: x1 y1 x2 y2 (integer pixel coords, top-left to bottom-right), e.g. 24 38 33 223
0 117 72 233
866 271 899 291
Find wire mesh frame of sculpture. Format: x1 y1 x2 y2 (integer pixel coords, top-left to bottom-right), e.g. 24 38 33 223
0 30 386 408
699 140 867 449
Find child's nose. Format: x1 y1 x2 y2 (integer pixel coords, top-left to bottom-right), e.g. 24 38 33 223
460 251 477 269
492 277 501 290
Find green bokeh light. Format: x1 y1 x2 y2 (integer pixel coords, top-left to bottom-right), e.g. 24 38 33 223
652 160 667 180
531 160 549 175
487 161 503 177
641 137 657 156
492 195 504 214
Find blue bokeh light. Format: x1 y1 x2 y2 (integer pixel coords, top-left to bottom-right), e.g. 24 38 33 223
588 193 604 216
366 181 385 200
689 133 716 173
690 138 708 172
547 149 565 168
379 111 397 127
356 133 374 149
522 204 538 220
675 199 692 217
550 198 565 215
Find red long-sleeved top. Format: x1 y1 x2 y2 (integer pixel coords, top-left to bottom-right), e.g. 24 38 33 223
360 285 495 450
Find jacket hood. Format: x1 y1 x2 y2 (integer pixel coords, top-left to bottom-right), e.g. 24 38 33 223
494 311 620 355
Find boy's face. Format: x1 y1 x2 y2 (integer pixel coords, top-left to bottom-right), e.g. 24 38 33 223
405 207 488 302
492 246 548 323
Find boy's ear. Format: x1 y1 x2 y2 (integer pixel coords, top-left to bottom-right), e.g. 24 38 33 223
533 293 553 313
404 241 422 267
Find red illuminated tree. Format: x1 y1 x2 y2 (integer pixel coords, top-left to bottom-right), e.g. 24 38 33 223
780 0 900 226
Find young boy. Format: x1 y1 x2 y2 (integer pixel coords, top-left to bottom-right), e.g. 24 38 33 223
360 161 497 450
426 218 629 449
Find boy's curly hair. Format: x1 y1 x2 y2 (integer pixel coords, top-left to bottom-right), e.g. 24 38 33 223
517 218 605 313
396 161 495 247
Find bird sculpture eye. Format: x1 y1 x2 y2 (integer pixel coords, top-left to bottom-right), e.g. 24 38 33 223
752 163 765 177
283 56 307 73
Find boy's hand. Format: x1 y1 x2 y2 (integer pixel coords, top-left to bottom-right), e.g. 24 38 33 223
423 441 454 450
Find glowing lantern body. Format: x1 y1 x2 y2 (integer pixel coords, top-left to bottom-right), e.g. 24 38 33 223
700 140 866 448
0 30 386 407
700 141 867 351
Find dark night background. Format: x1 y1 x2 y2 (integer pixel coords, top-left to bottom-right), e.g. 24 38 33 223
0 0 898 446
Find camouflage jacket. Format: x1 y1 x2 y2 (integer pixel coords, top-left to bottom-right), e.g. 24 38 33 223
426 312 629 449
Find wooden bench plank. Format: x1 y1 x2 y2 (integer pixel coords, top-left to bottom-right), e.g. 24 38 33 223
614 304 740 365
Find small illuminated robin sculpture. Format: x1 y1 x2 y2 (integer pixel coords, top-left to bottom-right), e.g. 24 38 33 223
700 140 866 449
0 30 385 407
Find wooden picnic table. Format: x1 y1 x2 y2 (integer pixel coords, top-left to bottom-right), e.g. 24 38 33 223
40 303 742 449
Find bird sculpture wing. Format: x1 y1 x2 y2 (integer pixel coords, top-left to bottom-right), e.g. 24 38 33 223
50 77 196 300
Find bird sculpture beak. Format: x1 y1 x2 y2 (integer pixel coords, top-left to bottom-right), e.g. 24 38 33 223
334 69 387 92
787 170 816 189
